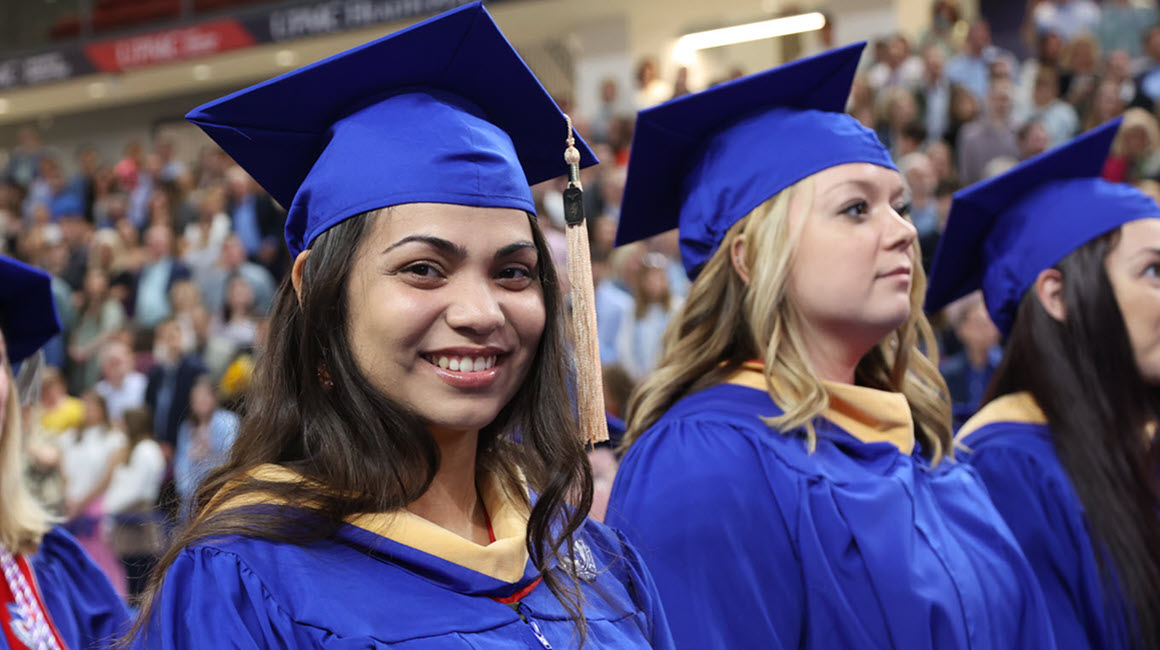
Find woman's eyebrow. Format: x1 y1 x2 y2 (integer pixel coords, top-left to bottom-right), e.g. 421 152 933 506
382 235 467 260
495 241 537 260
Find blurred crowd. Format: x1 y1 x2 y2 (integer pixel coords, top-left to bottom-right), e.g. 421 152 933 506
2 0 1158 604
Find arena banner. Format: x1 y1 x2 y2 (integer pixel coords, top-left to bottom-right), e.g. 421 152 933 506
0 0 486 90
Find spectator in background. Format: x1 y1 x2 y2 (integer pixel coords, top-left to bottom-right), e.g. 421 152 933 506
591 78 622 143
921 0 963 54
196 234 276 317
39 367 84 437
1026 66 1079 147
876 87 920 156
102 407 165 602
95 339 147 425
4 125 46 187
867 34 924 92
900 152 940 245
57 391 128 598
173 376 238 512
920 43 952 141
1085 78 1127 130
133 224 190 329
635 57 673 108
1103 107 1160 182
68 268 126 394
1017 31 1065 120
225 166 283 270
926 139 959 183
1096 0 1157 58
205 275 260 375
1032 0 1100 41
957 78 1020 184
181 185 231 276
945 83 980 151
1018 119 1051 160
1104 48 1138 107
117 141 153 229
939 291 1002 430
69 145 101 224
154 134 188 184
1132 25 1160 110
593 242 633 367
1062 34 1101 112
620 252 680 380
947 19 995 101
169 279 204 353
145 317 206 454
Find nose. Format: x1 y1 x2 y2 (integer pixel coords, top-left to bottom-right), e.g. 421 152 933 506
444 278 505 336
886 207 918 253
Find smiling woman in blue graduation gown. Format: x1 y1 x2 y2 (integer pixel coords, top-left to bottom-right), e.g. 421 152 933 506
927 121 1160 649
605 44 1057 649
0 255 130 650
127 4 672 648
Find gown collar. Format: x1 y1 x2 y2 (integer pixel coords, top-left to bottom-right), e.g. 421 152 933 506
226 464 534 586
726 361 916 455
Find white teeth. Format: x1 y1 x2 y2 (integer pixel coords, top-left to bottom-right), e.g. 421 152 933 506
429 354 499 372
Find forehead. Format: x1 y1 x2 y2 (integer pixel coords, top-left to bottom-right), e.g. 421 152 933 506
1116 219 1160 253
811 163 905 197
366 203 534 246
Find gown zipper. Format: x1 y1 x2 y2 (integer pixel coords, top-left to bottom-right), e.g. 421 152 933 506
510 601 552 649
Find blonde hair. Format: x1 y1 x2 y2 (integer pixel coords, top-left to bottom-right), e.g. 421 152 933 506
0 366 52 553
1113 108 1160 157
622 178 953 464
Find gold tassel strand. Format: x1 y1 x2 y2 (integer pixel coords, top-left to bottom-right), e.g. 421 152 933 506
562 114 609 445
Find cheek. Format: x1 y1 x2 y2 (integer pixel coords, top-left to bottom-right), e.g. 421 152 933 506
1122 287 1160 381
509 289 547 353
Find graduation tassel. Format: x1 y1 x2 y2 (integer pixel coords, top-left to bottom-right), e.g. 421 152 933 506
562 114 609 445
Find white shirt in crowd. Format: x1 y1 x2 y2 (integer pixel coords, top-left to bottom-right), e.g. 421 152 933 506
57 425 127 506
95 371 147 424
102 439 167 515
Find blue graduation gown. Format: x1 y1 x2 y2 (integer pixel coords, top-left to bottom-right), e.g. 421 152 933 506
957 393 1133 650
136 511 673 648
19 527 130 650
607 381 1058 649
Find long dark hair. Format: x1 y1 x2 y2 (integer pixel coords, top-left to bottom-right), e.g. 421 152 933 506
988 230 1160 649
128 209 594 643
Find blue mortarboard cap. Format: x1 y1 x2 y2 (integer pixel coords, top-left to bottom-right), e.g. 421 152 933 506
927 118 1160 336
187 2 596 258
615 42 895 278
0 256 62 366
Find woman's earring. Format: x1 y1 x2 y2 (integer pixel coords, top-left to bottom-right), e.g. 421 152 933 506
317 364 334 390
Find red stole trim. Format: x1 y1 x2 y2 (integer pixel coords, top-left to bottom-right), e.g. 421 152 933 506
0 555 67 649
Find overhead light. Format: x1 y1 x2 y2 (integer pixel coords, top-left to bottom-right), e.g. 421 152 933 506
673 12 826 63
0 99 8 114
192 64 212 81
88 82 108 98
274 49 297 67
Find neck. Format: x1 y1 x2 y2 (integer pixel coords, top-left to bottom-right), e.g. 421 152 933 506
801 325 872 385
406 428 488 544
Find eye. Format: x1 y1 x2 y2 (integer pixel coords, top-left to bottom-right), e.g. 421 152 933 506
403 263 441 278
496 265 536 289
840 200 870 219
1144 263 1160 279
894 202 913 217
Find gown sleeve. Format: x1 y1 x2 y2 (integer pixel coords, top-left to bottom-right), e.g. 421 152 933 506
606 415 804 649
33 527 130 650
965 441 1118 650
132 543 318 649
611 529 676 650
